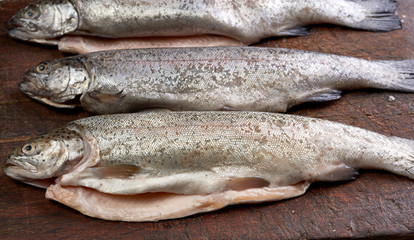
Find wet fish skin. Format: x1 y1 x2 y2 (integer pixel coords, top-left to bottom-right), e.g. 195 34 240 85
20 47 414 114
4 127 84 188
8 0 401 45
3 111 414 221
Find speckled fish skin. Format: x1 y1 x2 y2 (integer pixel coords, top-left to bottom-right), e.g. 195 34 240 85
3 111 414 221
8 0 401 45
20 47 414 114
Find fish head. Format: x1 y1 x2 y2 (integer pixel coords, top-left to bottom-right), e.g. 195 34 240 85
20 57 90 108
3 127 84 188
8 0 78 44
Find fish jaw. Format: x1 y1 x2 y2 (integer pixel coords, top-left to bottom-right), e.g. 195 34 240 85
22 92 79 109
3 158 56 188
8 24 59 45
19 81 79 108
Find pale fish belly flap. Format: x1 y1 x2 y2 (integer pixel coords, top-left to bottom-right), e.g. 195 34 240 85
45 182 310 222
58 35 244 54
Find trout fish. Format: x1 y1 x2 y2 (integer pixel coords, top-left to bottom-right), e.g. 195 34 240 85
20 47 414 114
3 111 414 222
8 0 401 52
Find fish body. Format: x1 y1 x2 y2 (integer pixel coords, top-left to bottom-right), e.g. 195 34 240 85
3 111 414 221
8 0 401 47
20 47 414 114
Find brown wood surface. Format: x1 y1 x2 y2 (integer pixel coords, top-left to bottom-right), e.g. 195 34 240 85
1 1 413 239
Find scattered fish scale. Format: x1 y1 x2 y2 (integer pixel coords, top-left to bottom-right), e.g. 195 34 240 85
3 111 414 221
8 0 401 52
19 47 414 114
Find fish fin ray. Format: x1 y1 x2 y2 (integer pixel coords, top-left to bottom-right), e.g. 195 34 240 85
348 0 401 31
85 165 142 179
303 89 342 102
378 60 414 92
275 27 312 37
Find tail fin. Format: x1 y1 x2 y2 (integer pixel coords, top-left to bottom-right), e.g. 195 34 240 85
379 60 414 92
350 0 401 31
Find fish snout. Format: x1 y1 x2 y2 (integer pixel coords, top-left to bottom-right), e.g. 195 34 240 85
8 17 39 40
20 73 43 96
8 15 23 29
19 80 34 97
3 154 14 167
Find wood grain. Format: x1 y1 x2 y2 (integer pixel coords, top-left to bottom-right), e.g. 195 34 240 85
0 0 413 239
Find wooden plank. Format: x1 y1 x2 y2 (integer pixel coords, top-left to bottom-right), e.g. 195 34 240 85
0 0 413 239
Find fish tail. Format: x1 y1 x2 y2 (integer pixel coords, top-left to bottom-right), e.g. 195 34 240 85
378 60 414 93
349 0 401 32
383 137 414 179
355 136 414 179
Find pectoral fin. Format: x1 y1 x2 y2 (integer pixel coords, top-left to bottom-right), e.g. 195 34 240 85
87 89 126 103
77 165 142 179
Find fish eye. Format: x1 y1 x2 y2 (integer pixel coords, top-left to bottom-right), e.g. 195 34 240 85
24 10 36 18
22 143 36 155
36 62 49 73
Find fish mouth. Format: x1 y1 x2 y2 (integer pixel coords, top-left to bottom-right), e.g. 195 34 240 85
8 21 60 46
4 162 17 168
3 164 27 181
8 27 60 45
20 81 80 108
3 163 56 188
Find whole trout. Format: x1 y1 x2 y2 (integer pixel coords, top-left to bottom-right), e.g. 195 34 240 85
20 47 414 114
8 0 401 48
3 111 414 222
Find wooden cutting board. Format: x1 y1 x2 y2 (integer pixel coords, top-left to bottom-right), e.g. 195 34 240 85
0 0 413 239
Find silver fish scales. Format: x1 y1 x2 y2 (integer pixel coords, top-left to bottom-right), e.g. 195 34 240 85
8 0 401 52
20 47 414 114
3 111 414 221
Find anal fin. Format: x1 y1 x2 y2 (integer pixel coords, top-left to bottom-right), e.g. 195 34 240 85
314 164 358 182
276 27 312 37
304 89 342 102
